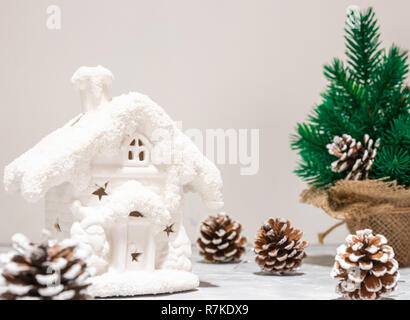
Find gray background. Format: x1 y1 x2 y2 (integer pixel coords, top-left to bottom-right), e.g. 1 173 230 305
1 0 408 245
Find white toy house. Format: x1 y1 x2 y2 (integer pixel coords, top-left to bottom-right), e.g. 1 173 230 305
4 66 224 297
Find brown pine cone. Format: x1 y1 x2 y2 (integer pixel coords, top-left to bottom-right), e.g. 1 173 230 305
197 213 247 263
0 234 91 300
254 218 307 273
331 229 400 300
327 134 379 180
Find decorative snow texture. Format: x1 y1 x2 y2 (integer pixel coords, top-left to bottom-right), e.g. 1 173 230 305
88 270 199 297
98 180 171 226
159 224 192 272
72 66 114 114
70 208 110 275
38 285 64 297
69 180 172 274
71 66 113 92
12 233 44 259
4 66 223 210
0 251 16 295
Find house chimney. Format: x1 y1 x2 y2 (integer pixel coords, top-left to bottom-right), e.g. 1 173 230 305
71 65 114 113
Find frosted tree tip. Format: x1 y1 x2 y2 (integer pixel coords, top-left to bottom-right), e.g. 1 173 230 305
346 5 360 15
346 5 361 29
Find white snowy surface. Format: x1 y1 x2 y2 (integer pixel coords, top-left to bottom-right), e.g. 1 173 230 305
1 244 409 300
110 244 410 300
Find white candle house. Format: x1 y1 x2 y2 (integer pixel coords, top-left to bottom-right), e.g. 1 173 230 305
4 66 224 297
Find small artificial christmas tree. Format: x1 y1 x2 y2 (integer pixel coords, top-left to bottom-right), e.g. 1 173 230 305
292 6 410 267
292 6 410 187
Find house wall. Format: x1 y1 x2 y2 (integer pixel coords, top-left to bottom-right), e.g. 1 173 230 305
1 0 408 245
45 183 76 240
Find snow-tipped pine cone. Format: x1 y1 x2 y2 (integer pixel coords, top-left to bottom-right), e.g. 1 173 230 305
327 134 379 180
254 218 307 273
331 229 400 300
197 213 247 263
0 234 91 300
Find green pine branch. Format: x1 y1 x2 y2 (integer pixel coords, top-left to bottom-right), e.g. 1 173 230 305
382 115 410 150
345 7 382 86
373 146 410 185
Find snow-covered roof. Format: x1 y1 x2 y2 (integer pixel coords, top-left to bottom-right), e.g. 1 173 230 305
4 66 223 210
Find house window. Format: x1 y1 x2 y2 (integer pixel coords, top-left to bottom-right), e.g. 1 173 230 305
126 135 150 166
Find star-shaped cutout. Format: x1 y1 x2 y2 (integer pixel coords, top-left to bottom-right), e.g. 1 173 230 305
164 224 175 237
131 252 142 262
92 182 109 200
54 220 62 232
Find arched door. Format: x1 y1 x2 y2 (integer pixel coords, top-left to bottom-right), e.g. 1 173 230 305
110 212 156 272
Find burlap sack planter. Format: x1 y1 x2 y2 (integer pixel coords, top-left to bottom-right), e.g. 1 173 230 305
301 179 410 267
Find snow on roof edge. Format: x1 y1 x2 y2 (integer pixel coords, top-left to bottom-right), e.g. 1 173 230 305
4 90 223 209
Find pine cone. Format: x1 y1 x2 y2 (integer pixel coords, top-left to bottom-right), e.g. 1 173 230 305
331 229 400 300
327 134 379 180
197 213 247 263
254 218 307 273
0 234 91 300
